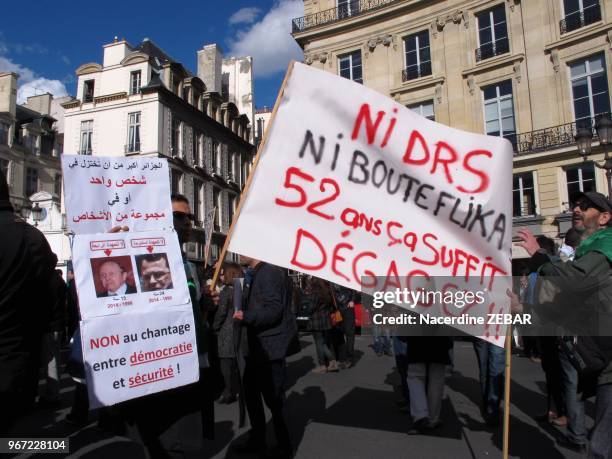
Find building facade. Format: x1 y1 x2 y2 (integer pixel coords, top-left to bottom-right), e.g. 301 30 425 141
292 0 612 267
0 72 69 269
62 38 255 264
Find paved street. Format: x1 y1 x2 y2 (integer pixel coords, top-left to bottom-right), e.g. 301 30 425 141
8 335 594 459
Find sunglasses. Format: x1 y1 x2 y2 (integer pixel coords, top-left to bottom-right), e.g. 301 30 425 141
173 211 195 221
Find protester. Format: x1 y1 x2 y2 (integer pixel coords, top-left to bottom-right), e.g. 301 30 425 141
331 283 358 369
406 336 452 432
233 256 298 458
392 335 410 413
373 321 392 357
114 193 217 456
308 277 338 373
38 269 67 409
473 338 505 426
0 173 59 434
533 236 566 426
556 227 588 451
515 191 612 457
214 262 243 403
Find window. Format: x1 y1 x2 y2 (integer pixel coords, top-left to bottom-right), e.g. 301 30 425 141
212 188 221 231
193 179 203 223
24 134 39 155
338 51 363 84
570 53 610 127
127 112 141 153
566 163 596 196
337 0 359 18
403 31 431 81
182 86 190 103
0 122 9 145
256 117 266 144
83 79 95 103
408 100 435 121
171 169 182 194
229 152 239 182
54 173 62 198
228 194 237 226
130 70 141 94
194 132 202 167
79 120 93 154
212 140 221 174
476 5 509 61
561 0 601 33
171 117 181 156
513 172 536 217
241 160 248 187
25 167 38 197
483 80 516 143
0 158 9 183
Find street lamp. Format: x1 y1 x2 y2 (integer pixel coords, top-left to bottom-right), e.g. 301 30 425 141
574 114 612 198
20 203 32 220
31 202 43 227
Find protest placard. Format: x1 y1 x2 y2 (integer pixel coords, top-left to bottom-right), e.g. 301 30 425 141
81 307 199 408
62 155 173 234
227 63 513 346
72 230 191 320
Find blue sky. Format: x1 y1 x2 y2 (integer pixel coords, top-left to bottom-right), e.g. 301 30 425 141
0 0 303 110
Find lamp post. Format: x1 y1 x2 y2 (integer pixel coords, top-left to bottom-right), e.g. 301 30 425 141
31 202 43 227
574 114 612 198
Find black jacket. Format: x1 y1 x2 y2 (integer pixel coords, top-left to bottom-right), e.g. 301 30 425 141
0 206 58 395
243 263 298 362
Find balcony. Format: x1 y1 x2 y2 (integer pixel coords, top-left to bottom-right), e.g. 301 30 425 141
475 37 509 62
512 114 605 156
560 3 601 34
292 0 397 33
402 62 432 82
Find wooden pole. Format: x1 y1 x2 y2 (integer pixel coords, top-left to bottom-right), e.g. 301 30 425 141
203 206 216 268
502 325 512 459
210 61 296 288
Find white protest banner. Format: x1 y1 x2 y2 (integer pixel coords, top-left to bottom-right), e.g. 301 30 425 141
72 230 191 320
81 307 199 408
62 155 173 234
228 63 513 346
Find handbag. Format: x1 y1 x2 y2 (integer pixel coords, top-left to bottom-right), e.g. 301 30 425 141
328 282 343 326
560 335 612 376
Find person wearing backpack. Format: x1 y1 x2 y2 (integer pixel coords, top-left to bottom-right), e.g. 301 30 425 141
516 191 612 458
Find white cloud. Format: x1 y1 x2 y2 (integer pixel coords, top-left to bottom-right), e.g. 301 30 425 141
0 55 68 104
18 78 68 103
227 0 303 78
229 7 261 25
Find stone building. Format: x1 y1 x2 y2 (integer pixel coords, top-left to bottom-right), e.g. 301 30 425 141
62 38 255 263
292 0 612 268
0 72 69 269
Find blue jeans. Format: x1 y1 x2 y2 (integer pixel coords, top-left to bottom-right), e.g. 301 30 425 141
312 331 335 365
473 340 505 416
373 325 391 354
393 336 409 401
590 383 612 459
559 347 587 445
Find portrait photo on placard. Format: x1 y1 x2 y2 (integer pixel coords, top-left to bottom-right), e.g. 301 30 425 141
90 256 138 298
135 253 174 292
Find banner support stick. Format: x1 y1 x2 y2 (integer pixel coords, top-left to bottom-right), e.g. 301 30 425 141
503 325 512 459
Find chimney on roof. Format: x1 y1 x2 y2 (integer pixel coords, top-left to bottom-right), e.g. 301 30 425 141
0 72 18 117
24 93 52 115
197 44 222 94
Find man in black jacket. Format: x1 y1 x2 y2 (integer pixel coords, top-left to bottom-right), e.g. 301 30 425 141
233 256 297 458
0 174 58 433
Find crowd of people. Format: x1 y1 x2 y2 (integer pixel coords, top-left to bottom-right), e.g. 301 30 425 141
2 164 612 459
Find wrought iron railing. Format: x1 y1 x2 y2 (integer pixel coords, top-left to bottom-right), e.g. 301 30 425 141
512 114 607 155
475 37 509 62
292 0 397 33
560 2 601 34
401 61 432 82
